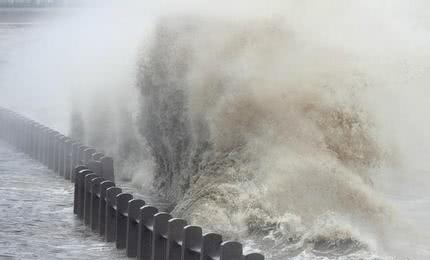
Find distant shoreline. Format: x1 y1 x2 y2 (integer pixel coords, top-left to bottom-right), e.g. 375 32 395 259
0 1 80 8
0 7 74 23
0 7 77 10
0 7 69 14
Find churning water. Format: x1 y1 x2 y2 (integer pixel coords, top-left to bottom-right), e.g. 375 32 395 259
1 2 430 260
0 141 131 259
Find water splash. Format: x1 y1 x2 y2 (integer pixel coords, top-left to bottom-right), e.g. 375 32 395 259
131 17 396 259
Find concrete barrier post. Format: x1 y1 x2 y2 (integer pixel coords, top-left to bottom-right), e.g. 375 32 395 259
63 139 73 179
137 206 159 260
0 109 4 140
105 187 122 242
26 121 34 154
34 124 40 160
1 111 6 140
41 129 51 166
34 124 43 159
182 226 202 260
58 137 67 176
15 116 21 149
15 117 22 151
57 136 67 176
21 118 28 152
36 126 45 162
12 114 18 145
11 114 18 146
48 132 59 170
73 166 89 215
27 121 36 156
30 123 40 159
10 113 18 146
48 131 56 169
0 110 6 141
84 173 98 225
6 111 11 143
8 113 14 144
29 121 36 155
3 111 10 143
71 143 82 181
4 111 9 141
4 112 9 142
53 134 63 173
6 113 12 144
78 145 88 165
44 130 51 167
152 213 172 260
93 152 104 161
16 117 24 151
84 148 96 165
166 218 187 260
90 177 104 231
115 193 133 249
24 120 30 153
21 119 28 152
26 122 34 157
126 199 146 257
88 152 104 176
0 110 3 139
34 124 42 159
220 242 243 260
13 115 20 148
23 120 30 154
5 111 11 142
5 111 10 139
4 111 11 143
201 233 222 260
245 253 265 260
18 117 24 150
48 131 57 170
8 113 13 144
99 181 115 236
5 112 12 143
9 113 18 146
35 124 43 159
101 156 115 182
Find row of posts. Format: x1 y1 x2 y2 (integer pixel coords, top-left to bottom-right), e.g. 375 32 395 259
0 107 265 260
74 166 264 260
0 107 114 182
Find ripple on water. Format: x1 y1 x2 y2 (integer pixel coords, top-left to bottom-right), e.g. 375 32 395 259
0 142 130 260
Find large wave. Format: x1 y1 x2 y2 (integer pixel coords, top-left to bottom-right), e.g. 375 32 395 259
127 17 392 259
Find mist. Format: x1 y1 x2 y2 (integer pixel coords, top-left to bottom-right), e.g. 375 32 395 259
1 1 429 259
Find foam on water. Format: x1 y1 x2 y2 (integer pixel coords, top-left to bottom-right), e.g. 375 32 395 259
1 2 430 260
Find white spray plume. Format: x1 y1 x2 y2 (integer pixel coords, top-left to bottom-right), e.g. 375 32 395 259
1 1 430 259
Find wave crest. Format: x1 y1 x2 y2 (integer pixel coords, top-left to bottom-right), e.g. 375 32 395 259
135 17 390 258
